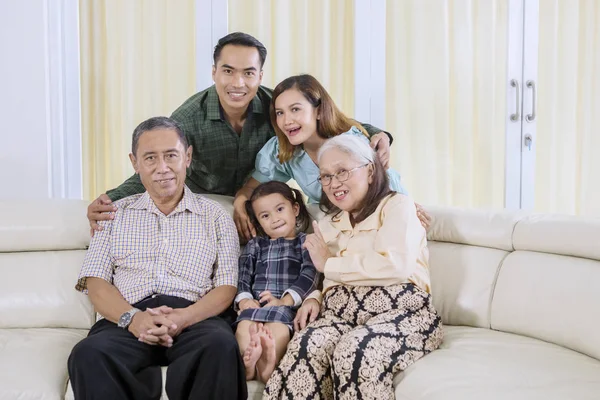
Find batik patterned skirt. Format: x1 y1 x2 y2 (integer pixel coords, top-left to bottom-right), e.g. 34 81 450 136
263 283 443 400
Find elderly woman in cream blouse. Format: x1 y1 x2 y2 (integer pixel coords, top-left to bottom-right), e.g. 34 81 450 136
263 134 443 400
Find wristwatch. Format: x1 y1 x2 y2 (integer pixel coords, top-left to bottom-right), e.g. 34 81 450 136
117 308 141 329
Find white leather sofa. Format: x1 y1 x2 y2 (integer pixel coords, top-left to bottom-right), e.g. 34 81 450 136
1 196 599 400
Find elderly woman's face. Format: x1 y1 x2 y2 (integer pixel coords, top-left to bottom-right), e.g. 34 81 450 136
319 147 373 213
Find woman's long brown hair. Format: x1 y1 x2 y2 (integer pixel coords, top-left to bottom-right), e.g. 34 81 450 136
270 74 369 163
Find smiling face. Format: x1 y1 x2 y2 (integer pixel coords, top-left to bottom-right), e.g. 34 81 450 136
319 147 373 214
129 128 192 204
274 88 320 147
251 193 299 240
212 44 263 115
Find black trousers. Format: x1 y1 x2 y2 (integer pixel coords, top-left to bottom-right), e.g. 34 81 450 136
68 295 247 400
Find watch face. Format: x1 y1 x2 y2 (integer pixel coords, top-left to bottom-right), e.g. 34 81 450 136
119 312 131 328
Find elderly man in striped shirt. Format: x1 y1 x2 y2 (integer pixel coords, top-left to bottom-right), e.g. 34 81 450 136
68 116 245 400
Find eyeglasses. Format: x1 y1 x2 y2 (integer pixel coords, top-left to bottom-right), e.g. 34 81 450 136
317 164 370 186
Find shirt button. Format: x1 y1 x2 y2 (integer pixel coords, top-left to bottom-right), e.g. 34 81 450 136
163 239 168 244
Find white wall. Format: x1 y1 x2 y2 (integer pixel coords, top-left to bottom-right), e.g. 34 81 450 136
0 0 82 200
0 0 51 199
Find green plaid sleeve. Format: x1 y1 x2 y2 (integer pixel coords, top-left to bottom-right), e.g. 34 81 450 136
361 122 394 145
106 173 145 201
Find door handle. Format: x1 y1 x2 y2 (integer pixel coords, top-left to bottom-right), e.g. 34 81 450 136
510 79 520 122
525 80 536 122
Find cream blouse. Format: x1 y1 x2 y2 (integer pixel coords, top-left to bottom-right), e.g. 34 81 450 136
309 193 430 303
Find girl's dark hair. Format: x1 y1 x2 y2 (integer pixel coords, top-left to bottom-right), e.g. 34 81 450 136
319 155 395 225
245 181 311 237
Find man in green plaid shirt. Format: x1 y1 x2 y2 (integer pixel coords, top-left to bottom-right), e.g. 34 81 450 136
88 32 393 234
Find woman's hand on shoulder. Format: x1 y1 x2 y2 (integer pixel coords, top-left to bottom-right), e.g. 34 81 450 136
415 202 432 231
303 221 331 273
293 299 320 332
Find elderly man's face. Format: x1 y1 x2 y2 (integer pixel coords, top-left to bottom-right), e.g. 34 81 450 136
212 44 263 115
129 129 192 203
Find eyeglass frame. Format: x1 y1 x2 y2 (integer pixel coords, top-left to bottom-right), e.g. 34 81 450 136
317 163 370 187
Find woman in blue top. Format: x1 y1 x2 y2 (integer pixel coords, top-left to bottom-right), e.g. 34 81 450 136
234 74 426 241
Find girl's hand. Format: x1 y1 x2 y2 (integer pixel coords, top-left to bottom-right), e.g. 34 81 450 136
238 299 261 312
293 299 320 332
303 221 331 272
259 291 284 307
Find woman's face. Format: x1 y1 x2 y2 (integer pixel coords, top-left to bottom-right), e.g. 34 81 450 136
319 148 373 214
274 88 319 146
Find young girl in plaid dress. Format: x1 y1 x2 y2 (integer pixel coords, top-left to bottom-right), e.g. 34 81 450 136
234 181 321 383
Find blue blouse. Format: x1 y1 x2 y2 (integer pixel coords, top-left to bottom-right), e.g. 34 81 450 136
252 127 408 203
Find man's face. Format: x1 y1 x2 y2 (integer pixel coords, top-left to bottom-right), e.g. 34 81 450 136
129 129 192 202
212 44 263 114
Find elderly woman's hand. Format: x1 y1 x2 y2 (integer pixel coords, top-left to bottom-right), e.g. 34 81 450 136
293 298 320 332
303 221 331 273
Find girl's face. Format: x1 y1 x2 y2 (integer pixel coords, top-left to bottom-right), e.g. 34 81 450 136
274 88 320 146
252 193 300 239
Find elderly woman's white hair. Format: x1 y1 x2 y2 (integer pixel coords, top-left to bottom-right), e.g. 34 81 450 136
317 134 375 164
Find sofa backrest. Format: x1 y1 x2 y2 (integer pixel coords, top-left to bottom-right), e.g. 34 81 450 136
0 200 94 329
427 206 600 361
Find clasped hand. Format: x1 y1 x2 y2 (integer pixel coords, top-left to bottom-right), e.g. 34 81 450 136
128 306 191 347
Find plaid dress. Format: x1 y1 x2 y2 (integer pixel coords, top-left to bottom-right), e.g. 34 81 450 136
235 233 320 330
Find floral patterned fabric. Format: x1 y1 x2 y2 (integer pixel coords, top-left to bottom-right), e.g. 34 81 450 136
263 283 443 400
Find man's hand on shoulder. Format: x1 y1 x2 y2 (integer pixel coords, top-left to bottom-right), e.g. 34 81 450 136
87 193 117 236
370 132 391 169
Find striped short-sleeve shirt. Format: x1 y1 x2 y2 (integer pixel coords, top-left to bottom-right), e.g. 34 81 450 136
76 186 240 304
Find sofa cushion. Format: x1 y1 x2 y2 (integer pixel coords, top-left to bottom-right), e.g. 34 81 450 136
491 251 600 361
426 206 526 251
0 328 88 400
513 214 600 261
429 241 508 328
394 326 600 400
0 250 94 329
0 199 90 252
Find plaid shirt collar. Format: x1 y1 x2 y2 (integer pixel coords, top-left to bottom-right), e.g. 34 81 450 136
129 185 202 216
206 85 265 121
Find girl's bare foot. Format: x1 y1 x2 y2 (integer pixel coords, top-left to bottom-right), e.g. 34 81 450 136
243 338 262 380
256 327 277 383
243 322 264 380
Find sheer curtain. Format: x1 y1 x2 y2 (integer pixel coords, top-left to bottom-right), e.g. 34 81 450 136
228 0 355 115
385 0 508 209
535 0 600 216
79 0 197 200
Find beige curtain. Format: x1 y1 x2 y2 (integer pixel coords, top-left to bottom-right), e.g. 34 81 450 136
80 0 197 200
535 0 600 216
228 0 355 116
385 0 508 209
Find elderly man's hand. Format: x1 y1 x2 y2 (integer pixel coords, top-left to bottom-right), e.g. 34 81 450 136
146 306 192 338
370 132 391 169
87 193 117 236
129 309 176 347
